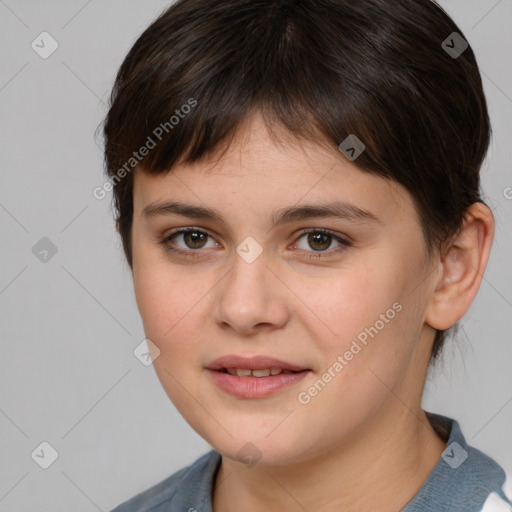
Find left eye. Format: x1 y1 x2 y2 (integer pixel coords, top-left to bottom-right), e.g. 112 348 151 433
293 229 351 253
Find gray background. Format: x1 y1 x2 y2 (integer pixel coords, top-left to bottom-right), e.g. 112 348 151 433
0 0 511 510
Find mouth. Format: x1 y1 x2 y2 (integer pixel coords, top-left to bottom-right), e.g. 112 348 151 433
205 355 312 398
214 368 306 377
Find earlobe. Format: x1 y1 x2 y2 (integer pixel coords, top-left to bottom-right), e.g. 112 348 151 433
425 202 495 331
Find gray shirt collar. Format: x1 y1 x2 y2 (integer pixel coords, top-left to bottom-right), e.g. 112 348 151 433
123 412 510 512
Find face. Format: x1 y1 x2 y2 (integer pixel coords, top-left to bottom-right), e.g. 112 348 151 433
131 112 438 466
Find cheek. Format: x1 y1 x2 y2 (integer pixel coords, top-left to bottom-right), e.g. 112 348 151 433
305 262 399 339
304 259 418 378
133 258 214 358
133 241 186 333
133 268 170 337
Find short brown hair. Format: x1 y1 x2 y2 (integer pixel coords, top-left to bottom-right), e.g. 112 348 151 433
100 0 491 364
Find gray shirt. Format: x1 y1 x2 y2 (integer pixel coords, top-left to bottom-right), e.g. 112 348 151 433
111 412 512 512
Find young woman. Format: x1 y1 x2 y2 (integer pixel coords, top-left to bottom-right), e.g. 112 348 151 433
101 0 512 510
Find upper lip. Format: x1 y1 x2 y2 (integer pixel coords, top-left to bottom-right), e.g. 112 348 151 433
206 355 309 372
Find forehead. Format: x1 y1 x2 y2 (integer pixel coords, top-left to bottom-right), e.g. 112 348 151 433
133 113 416 228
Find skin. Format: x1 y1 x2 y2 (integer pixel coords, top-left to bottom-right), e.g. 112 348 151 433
129 111 494 512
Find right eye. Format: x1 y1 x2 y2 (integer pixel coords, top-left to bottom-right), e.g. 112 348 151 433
160 227 220 256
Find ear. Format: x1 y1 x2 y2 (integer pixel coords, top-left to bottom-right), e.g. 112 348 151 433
425 202 495 330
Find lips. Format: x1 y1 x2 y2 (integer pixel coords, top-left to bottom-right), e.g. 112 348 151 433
206 355 309 373
206 355 312 398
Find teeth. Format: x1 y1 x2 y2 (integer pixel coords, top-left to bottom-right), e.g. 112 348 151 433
251 369 271 377
224 368 293 377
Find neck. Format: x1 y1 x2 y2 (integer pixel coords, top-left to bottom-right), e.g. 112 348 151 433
212 404 446 512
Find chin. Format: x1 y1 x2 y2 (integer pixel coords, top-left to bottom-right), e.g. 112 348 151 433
205 431 308 467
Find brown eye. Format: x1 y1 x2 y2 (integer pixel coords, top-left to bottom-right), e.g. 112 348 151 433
293 229 352 256
161 228 218 256
307 232 332 251
181 230 208 249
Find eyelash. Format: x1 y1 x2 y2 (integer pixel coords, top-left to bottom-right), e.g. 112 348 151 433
159 227 353 259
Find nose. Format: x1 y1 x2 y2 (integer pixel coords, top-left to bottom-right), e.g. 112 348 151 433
211 246 290 336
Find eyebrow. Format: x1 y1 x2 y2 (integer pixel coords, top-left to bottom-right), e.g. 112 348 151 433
141 200 381 226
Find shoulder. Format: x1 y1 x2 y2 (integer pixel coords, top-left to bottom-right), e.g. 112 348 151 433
404 413 512 512
461 443 512 511
109 449 222 512
480 472 512 512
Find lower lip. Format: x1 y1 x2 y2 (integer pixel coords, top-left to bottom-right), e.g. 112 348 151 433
206 369 311 399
